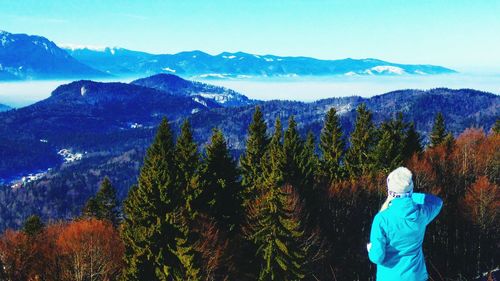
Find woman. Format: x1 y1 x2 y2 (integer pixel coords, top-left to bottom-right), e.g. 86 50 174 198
367 167 442 281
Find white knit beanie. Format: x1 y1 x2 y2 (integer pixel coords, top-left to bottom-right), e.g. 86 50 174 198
387 167 414 198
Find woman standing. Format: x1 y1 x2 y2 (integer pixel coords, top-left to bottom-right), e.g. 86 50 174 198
367 167 443 281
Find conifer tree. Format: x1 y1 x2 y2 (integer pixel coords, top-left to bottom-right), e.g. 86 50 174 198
82 196 100 218
121 118 186 281
82 177 120 226
95 177 120 225
430 112 447 147
300 132 319 191
319 107 345 184
174 119 201 280
196 129 242 231
260 118 285 188
403 122 422 160
247 118 307 280
283 116 305 189
344 103 378 178
240 106 269 205
22 215 44 237
175 119 200 215
374 113 407 172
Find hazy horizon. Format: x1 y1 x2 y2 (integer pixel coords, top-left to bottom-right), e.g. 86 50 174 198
1 73 499 108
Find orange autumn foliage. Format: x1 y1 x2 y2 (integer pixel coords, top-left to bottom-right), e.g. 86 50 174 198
463 176 499 231
56 219 124 281
0 219 124 281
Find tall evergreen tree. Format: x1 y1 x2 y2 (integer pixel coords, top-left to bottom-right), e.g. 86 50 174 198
430 112 447 147
22 215 44 237
319 107 345 184
175 119 200 215
344 103 378 178
247 118 307 280
196 129 243 231
174 119 201 280
374 113 407 172
283 116 305 189
121 118 186 281
260 118 285 189
300 132 319 191
240 106 269 205
403 122 422 160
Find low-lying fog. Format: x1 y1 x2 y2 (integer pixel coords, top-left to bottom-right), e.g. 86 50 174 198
0 73 499 108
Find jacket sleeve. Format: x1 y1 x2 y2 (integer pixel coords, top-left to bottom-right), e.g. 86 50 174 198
368 214 387 265
413 192 443 224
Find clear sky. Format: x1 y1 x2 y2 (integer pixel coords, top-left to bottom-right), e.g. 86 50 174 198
1 0 499 71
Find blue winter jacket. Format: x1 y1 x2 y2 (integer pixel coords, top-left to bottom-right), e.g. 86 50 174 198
368 193 443 281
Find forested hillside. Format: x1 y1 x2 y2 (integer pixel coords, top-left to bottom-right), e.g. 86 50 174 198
0 105 498 280
0 87 497 232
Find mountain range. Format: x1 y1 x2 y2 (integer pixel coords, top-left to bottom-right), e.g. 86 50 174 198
0 73 497 229
65 47 457 78
0 30 457 81
0 31 106 80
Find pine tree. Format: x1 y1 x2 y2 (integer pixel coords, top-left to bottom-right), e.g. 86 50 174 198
22 215 44 236
240 106 269 205
174 119 201 280
260 117 285 189
344 103 378 178
247 118 307 280
82 197 100 218
300 132 319 191
374 113 407 172
82 177 120 226
95 177 120 225
175 119 200 216
121 118 186 281
283 116 305 189
430 112 447 147
403 122 422 160
319 107 345 184
196 129 243 231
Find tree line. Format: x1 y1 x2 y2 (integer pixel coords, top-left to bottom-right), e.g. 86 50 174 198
0 104 498 281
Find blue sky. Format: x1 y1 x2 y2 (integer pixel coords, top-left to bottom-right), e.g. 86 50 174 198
1 0 499 71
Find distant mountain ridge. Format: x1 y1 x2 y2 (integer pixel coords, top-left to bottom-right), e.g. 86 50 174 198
0 31 106 80
131 74 255 106
66 47 457 79
0 30 457 81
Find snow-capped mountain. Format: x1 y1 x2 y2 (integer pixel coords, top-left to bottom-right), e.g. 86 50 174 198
131 74 256 107
0 31 106 80
65 48 457 78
